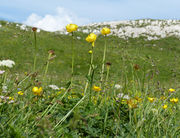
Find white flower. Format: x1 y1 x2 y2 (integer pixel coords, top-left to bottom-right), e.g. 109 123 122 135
77 36 81 39
0 70 5 74
2 84 7 93
0 59 15 68
117 93 124 98
0 24 2 28
20 24 28 31
0 96 5 99
123 95 130 100
114 84 122 89
8 100 15 104
37 29 41 33
117 93 130 99
49 85 59 90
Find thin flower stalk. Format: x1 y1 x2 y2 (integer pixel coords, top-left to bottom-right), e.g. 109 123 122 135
42 52 53 84
33 29 37 72
70 32 75 89
100 36 107 87
84 33 96 95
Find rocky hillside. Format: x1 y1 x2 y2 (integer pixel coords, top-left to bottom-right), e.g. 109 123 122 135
60 19 180 40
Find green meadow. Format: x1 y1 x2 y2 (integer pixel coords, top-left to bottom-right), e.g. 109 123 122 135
0 20 180 137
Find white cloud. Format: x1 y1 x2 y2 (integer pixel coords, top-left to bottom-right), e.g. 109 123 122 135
24 7 89 32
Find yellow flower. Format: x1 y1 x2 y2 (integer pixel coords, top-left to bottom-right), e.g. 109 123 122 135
32 86 43 96
101 27 111 35
170 98 178 103
86 33 97 46
57 91 62 96
148 97 155 103
93 85 101 92
168 88 175 93
162 104 168 109
9 97 14 100
66 24 78 33
121 99 127 104
18 91 24 96
88 50 93 54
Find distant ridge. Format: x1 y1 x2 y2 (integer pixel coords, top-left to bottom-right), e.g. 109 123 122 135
1 19 180 40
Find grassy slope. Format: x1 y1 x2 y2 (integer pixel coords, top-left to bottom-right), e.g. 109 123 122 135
1 21 180 137
0 20 180 86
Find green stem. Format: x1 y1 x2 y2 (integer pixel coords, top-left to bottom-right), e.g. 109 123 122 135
105 67 110 87
70 32 75 89
100 36 107 88
99 66 110 106
89 66 95 103
33 31 37 72
3 71 7 84
84 46 94 95
43 53 52 84
105 66 110 101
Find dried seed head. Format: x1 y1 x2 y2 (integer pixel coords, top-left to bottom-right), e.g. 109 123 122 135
106 62 112 66
48 50 55 55
32 27 37 32
134 64 140 70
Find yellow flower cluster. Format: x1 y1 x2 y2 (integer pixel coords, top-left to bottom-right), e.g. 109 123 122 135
66 24 78 33
18 91 24 96
93 85 101 92
170 98 178 103
101 27 111 35
32 87 43 96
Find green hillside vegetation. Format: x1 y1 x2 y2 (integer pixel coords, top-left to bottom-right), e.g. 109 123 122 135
0 20 180 137
1 21 180 85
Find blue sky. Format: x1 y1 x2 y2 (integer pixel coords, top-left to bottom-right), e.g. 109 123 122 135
1 0 180 31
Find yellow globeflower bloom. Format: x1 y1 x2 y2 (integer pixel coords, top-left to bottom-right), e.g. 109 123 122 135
148 97 155 103
168 88 175 93
32 87 39 92
32 86 43 96
18 91 24 96
101 27 111 35
93 85 101 92
66 24 78 33
162 104 168 109
86 33 97 43
174 98 179 103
